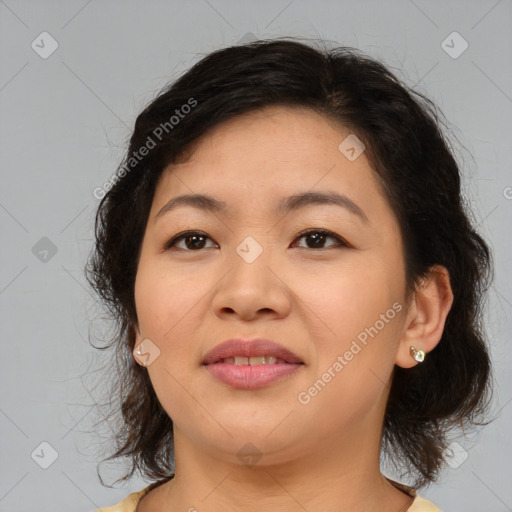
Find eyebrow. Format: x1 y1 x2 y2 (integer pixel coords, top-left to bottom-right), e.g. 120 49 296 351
154 191 369 224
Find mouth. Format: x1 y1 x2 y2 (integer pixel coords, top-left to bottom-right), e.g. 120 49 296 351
202 338 304 366
202 338 304 389
215 356 293 365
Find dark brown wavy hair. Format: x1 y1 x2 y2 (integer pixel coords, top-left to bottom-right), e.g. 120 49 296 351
85 37 494 490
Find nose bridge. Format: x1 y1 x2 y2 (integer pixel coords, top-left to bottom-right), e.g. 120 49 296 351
225 232 277 289
212 230 290 318
225 211 279 264
234 234 267 266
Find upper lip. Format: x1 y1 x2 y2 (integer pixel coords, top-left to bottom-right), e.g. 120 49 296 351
202 338 304 365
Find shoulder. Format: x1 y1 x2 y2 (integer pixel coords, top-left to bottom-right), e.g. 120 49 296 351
97 479 442 512
385 477 442 512
408 494 443 511
94 485 154 512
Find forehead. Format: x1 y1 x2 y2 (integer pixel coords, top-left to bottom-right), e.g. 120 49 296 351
180 105 352 167
150 105 390 224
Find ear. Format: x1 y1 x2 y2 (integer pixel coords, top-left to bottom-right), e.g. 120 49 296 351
395 265 454 368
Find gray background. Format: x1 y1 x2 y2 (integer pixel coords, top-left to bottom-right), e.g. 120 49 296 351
1 1 511 511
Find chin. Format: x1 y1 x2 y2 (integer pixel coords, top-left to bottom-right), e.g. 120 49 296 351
206 434 303 467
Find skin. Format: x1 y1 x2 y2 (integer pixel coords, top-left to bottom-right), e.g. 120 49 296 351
133 105 453 512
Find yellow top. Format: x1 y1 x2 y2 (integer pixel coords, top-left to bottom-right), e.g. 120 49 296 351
96 479 443 511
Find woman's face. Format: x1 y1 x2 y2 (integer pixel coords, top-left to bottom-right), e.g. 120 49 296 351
133 105 411 465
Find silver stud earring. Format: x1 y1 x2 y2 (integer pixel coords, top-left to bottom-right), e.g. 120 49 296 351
410 346 425 363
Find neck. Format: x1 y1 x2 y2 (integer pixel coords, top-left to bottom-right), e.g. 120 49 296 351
157 426 413 512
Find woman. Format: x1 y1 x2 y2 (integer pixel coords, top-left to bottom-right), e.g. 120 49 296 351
87 38 493 511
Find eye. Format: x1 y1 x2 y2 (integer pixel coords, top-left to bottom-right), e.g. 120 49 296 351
164 228 348 251
164 230 217 251
291 229 348 250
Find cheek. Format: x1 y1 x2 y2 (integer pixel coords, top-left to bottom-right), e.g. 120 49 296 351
295 271 402 432
299 266 404 422
134 256 222 395
301 257 403 350
134 258 206 338
134 263 206 424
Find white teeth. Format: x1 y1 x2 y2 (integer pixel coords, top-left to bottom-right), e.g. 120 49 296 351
221 355 285 365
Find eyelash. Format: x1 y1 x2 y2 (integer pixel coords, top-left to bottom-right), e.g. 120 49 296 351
164 229 349 251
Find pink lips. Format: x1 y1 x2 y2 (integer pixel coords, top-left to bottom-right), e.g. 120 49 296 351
202 338 304 389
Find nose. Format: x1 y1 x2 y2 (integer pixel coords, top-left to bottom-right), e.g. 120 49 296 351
211 237 292 322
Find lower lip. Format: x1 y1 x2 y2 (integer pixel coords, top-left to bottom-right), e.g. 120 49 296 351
204 362 303 389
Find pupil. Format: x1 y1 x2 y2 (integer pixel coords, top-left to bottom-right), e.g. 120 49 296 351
188 235 205 249
309 233 324 248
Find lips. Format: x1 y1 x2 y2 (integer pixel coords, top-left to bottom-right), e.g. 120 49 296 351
202 338 304 366
203 338 304 389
